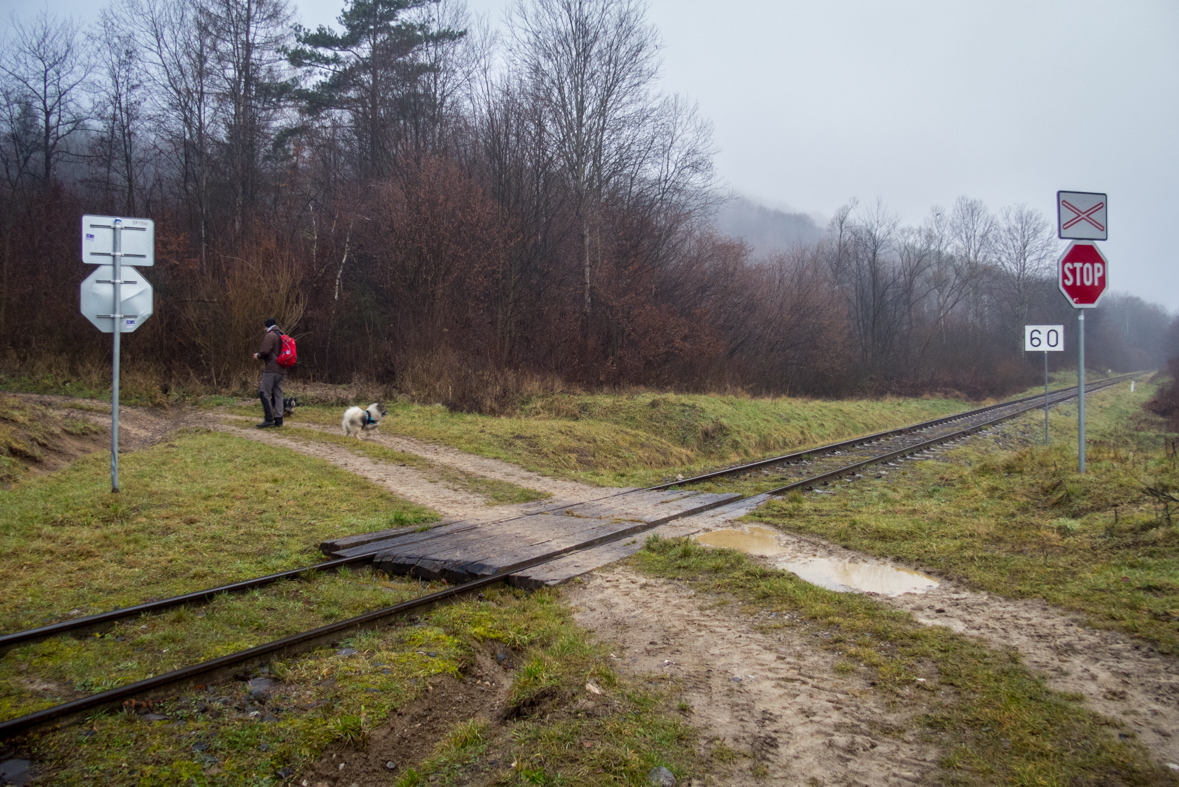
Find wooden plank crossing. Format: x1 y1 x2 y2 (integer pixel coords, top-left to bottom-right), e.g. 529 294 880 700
320 489 743 586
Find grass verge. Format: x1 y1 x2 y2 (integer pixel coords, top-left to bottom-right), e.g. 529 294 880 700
15 585 699 787
748 380 1179 654
0 429 437 634
635 536 1175 786
245 392 975 488
280 425 552 505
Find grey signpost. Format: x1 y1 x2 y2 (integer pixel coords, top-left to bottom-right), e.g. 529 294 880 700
80 216 155 492
1024 325 1064 445
1056 192 1109 474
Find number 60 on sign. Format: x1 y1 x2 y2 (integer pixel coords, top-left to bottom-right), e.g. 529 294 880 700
1025 325 1064 352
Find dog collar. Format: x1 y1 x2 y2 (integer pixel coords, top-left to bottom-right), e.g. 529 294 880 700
362 411 377 426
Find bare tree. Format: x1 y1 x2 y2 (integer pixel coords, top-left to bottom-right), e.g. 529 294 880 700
91 11 147 214
847 200 902 374
0 11 93 185
910 204 982 366
113 0 218 269
509 0 661 332
0 11 91 340
205 0 294 232
991 204 1057 348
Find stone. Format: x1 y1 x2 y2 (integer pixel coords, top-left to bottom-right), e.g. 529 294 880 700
386 761 398 771
337 648 359 657
648 766 676 786
247 678 274 697
0 759 33 787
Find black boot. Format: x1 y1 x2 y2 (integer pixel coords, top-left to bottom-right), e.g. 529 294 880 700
257 393 275 428
273 417 283 427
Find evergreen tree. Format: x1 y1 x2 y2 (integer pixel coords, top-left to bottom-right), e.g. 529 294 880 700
285 0 464 176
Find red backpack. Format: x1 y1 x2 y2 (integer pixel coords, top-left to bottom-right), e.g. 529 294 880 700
276 334 297 367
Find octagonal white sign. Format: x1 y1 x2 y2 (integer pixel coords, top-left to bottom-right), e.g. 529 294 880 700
80 265 153 333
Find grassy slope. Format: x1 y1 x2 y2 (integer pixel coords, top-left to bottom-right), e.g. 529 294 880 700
0 427 437 633
0 395 104 485
266 392 973 487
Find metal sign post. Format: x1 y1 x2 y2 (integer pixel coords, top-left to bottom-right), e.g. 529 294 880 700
1078 312 1085 473
111 221 122 491
1056 192 1109 474
80 215 155 493
1025 325 1064 444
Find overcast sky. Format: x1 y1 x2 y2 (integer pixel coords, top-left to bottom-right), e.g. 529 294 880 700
5 0 1177 313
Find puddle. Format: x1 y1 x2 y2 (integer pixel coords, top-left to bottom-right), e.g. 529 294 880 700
694 525 938 597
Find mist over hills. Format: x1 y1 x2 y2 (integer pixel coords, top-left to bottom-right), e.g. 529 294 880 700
713 195 826 257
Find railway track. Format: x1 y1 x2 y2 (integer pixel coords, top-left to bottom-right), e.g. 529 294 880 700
663 373 1136 497
0 374 1138 740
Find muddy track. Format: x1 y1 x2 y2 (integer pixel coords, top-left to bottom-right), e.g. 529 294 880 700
10 394 1179 778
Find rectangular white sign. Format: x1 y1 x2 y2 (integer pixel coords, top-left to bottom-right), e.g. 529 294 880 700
1057 191 1107 241
1025 325 1065 352
82 215 155 266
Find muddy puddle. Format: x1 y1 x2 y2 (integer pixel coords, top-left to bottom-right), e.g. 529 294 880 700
695 524 938 596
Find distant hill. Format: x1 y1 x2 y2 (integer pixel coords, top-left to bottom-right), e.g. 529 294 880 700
713 195 825 257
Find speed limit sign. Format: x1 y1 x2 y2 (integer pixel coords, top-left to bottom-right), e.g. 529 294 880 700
1025 325 1064 352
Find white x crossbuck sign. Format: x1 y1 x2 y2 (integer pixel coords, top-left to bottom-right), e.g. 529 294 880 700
1057 191 1108 241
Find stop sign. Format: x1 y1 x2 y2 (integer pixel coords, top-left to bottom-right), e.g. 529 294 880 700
1058 241 1109 308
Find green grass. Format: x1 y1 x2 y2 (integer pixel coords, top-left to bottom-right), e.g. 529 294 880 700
635 536 1176 786
0 428 438 633
1 399 695 785
0 567 428 721
280 425 552 505
259 392 975 488
22 586 699 787
399 590 697 786
748 379 1179 654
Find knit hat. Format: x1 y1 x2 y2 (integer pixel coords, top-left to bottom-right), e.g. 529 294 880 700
265 318 277 328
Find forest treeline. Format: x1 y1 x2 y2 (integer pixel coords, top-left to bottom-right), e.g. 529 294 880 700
1 0 1174 411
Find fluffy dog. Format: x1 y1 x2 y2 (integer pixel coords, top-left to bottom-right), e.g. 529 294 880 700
342 403 387 439
282 396 298 418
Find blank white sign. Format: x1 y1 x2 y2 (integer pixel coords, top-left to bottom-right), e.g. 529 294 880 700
82 215 155 266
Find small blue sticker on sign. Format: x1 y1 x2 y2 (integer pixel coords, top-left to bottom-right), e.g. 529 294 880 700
125 319 135 327
85 233 95 240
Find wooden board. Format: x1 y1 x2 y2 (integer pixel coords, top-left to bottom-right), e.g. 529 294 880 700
509 538 646 589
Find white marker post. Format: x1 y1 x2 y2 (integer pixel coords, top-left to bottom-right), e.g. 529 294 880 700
1025 325 1065 444
80 216 155 492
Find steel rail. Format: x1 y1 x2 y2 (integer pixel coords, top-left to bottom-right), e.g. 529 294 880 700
0 375 1137 740
0 487 745 741
0 375 1133 653
758 375 1133 496
0 555 375 654
650 375 1136 491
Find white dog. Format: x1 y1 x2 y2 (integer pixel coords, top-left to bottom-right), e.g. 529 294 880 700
342 403 387 439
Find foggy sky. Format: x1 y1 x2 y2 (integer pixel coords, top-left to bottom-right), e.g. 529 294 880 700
6 0 1177 313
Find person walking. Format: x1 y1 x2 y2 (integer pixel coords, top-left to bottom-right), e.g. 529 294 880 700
254 318 286 428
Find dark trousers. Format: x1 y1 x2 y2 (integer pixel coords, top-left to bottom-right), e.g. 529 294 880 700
259 372 284 421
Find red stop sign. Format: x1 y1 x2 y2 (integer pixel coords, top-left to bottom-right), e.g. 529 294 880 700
1058 241 1109 308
